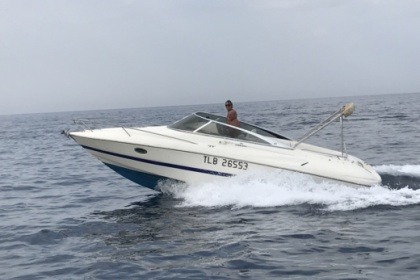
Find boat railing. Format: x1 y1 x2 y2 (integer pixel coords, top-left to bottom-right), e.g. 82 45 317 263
62 118 134 138
72 119 133 136
73 119 95 132
61 118 94 137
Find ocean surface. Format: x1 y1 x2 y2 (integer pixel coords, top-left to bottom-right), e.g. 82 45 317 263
1 93 420 279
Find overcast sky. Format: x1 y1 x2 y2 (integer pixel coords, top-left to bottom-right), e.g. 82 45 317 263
1 0 419 115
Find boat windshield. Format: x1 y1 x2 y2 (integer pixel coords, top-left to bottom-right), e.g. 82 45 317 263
169 112 290 144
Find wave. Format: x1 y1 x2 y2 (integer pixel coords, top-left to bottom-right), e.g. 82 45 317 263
158 169 420 212
374 164 420 178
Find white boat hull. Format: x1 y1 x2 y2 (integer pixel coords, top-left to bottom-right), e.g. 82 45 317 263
69 125 381 189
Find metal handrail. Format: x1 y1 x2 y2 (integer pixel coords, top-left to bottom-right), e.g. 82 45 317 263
73 119 94 131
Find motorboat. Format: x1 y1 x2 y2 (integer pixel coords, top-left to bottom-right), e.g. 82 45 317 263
65 103 382 189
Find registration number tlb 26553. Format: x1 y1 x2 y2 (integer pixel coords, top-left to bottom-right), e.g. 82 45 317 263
203 155 248 170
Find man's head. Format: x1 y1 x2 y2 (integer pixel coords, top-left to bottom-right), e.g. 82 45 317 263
225 100 233 110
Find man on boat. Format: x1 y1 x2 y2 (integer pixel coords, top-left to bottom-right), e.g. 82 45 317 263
225 100 240 127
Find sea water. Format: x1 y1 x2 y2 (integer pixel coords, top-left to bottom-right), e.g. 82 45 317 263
1 93 419 279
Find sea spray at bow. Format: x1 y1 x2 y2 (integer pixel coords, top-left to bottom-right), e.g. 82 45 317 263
375 164 420 190
158 168 420 211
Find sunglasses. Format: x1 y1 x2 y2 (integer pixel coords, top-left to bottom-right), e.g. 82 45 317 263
225 104 232 107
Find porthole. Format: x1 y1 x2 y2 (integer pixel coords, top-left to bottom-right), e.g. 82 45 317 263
134 148 147 154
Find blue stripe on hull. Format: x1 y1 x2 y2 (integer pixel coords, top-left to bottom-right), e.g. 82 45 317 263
81 144 232 177
104 163 173 190
78 144 235 189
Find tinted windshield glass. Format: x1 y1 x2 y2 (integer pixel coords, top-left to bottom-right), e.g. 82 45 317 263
169 113 288 144
169 115 209 131
197 122 268 144
196 112 289 140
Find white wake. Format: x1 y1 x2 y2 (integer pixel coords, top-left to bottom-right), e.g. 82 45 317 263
158 168 420 211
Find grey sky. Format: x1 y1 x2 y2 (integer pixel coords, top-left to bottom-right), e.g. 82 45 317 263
1 0 419 115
